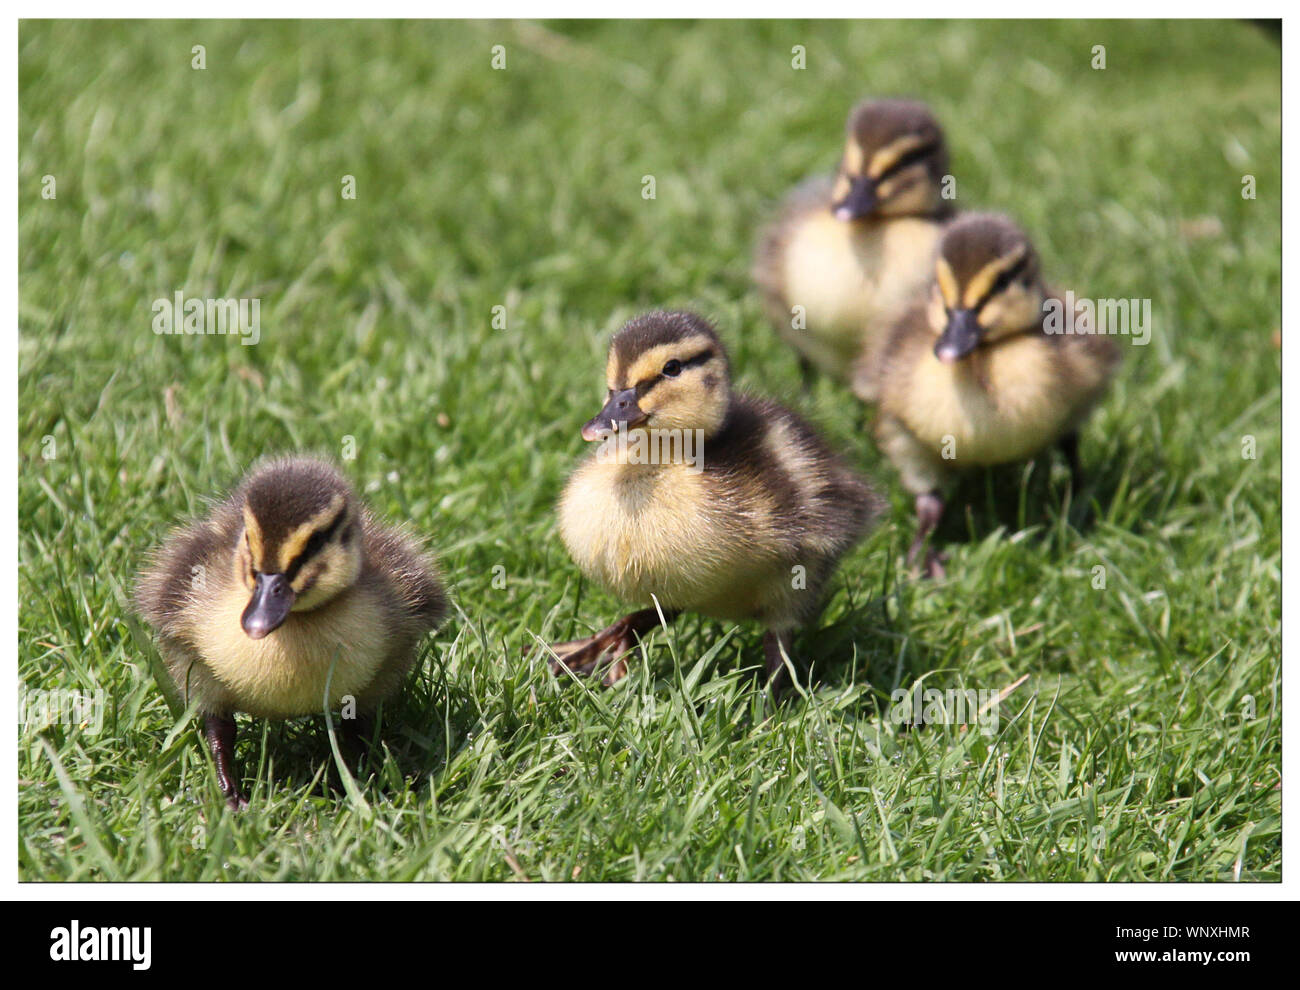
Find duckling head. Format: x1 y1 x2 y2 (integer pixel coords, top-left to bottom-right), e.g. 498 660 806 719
928 213 1047 364
234 457 364 639
581 311 731 442
832 98 949 222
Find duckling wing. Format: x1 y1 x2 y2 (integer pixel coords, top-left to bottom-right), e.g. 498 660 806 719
133 501 246 714
360 514 448 633
134 501 241 642
1053 305 1123 420
707 396 882 568
683 397 877 625
856 302 928 407
753 174 836 322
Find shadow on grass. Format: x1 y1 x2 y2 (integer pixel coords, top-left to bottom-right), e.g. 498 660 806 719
923 436 1160 552
238 652 479 806
789 439 1164 703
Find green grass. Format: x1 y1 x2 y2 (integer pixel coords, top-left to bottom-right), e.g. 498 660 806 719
19 19 1280 881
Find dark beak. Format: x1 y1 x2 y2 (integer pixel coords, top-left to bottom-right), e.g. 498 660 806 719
832 175 879 221
241 572 295 639
935 309 983 364
581 387 647 441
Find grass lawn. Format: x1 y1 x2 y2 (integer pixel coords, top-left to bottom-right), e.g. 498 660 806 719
18 19 1280 881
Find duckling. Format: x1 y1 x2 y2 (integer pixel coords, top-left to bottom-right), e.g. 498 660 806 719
550 310 881 691
134 456 446 809
853 213 1121 578
754 98 954 388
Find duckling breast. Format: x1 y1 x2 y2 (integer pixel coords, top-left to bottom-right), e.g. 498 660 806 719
893 334 1074 466
558 458 784 613
191 577 394 719
780 213 941 365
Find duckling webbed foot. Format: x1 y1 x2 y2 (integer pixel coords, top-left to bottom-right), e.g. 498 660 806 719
204 714 248 811
547 608 677 686
907 491 948 580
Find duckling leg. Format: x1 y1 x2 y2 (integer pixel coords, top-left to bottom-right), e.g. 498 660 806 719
798 356 817 393
548 608 677 686
204 714 248 811
322 713 378 797
1059 431 1084 489
763 628 797 698
908 490 947 580
339 713 376 773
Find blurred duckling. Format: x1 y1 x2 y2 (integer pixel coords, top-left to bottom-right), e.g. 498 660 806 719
853 213 1121 578
135 456 446 809
755 98 954 388
550 310 881 692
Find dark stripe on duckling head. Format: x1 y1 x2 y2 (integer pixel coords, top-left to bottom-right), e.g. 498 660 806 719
239 456 356 567
284 506 347 582
635 347 717 396
875 140 941 182
939 213 1035 287
971 253 1032 314
610 311 724 382
849 100 945 160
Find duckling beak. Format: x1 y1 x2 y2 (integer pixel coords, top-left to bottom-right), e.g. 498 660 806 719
832 175 879 221
581 387 648 441
935 309 982 364
241 572 295 639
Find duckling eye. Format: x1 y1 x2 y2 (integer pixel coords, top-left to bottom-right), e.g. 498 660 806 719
662 360 682 377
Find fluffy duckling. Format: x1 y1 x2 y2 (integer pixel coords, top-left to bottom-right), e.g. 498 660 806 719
135 456 446 808
854 213 1121 578
755 98 954 387
551 311 881 691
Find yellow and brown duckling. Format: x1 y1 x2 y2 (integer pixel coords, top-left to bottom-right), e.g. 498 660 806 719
550 311 881 691
134 456 446 808
853 213 1122 578
755 98 955 387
